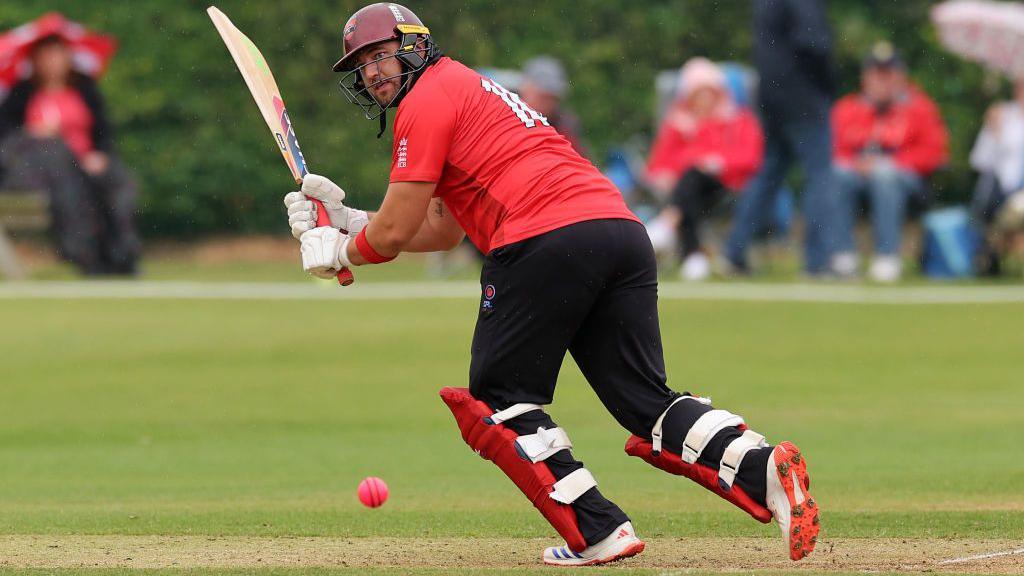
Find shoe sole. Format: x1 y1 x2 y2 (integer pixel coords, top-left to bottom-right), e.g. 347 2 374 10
542 540 645 567
774 441 819 561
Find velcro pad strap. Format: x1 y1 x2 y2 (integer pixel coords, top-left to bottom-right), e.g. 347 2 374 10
651 395 711 456
516 427 573 463
718 429 767 490
682 410 744 464
485 403 543 425
550 468 597 504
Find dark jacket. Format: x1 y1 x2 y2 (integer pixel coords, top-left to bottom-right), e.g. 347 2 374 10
0 73 113 153
753 0 836 124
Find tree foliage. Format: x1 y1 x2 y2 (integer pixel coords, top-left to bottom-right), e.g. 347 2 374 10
3 1 1002 237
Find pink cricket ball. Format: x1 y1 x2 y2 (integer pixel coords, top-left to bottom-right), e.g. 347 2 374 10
357 476 389 508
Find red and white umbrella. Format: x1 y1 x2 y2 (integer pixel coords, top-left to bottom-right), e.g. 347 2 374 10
932 1 1024 78
0 12 117 98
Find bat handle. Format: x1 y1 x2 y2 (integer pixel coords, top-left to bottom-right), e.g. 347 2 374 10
307 196 355 286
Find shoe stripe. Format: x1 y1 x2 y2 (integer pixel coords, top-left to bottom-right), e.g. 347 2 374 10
552 548 562 559
573 549 583 559
791 470 806 504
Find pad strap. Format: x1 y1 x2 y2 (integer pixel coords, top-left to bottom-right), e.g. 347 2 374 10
682 409 745 464
485 403 543 425
516 427 573 463
651 395 711 456
550 468 597 504
718 429 767 490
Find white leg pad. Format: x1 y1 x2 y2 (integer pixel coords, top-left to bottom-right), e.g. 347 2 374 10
516 426 573 463
550 468 597 504
682 410 745 464
650 395 712 455
718 429 768 489
486 403 543 424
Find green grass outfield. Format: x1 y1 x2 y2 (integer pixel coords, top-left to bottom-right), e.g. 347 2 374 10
0 286 1021 574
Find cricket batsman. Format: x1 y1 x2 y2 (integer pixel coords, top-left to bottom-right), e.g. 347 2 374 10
284 3 819 566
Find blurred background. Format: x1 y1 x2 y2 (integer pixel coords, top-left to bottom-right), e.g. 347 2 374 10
1 0 1023 282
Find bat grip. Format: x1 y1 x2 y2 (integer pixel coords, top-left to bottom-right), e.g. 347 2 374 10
307 196 355 286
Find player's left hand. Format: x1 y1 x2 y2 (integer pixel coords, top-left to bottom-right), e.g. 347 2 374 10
284 174 369 240
299 226 352 279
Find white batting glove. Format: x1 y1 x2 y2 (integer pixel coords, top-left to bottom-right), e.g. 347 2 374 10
299 226 353 279
284 174 369 240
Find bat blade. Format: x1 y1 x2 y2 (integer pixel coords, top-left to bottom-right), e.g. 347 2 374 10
208 6 353 286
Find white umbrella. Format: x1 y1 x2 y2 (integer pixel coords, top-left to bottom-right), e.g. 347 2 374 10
932 0 1024 78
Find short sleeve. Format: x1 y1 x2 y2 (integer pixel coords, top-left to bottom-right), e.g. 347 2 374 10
389 87 457 183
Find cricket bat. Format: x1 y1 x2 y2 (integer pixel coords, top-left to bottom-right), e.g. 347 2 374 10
207 6 354 286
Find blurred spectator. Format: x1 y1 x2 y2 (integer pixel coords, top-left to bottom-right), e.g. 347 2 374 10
519 56 588 157
830 43 949 282
644 58 764 281
0 35 139 275
724 0 838 276
969 78 1024 276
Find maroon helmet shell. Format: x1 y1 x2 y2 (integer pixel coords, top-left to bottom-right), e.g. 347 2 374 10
333 3 429 72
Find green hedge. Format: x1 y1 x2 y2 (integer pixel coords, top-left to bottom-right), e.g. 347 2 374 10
3 1 1003 237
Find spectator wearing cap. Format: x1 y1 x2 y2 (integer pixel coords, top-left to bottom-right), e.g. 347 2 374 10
724 0 838 276
830 42 949 282
519 56 588 157
644 57 764 281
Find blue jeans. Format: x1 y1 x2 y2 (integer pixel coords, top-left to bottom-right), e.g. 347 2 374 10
832 165 922 257
726 117 836 273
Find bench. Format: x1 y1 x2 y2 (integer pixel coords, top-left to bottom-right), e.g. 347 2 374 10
0 190 50 280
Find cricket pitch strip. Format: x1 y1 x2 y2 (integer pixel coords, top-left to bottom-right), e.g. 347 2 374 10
1 536 1022 573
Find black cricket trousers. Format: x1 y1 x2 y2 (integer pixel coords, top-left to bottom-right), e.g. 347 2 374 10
466 217 771 546
468 218 670 545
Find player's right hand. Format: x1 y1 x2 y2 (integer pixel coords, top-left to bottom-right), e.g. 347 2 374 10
284 174 369 240
299 226 351 279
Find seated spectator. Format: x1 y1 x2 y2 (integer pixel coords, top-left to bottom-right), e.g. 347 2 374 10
643 58 763 280
0 35 140 275
831 43 949 282
969 77 1024 276
519 56 588 157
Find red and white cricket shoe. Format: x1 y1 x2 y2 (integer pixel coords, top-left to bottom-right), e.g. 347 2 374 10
766 441 820 560
542 521 645 566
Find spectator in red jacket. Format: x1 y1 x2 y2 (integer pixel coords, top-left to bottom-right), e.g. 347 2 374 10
0 35 140 275
645 58 764 280
830 43 949 282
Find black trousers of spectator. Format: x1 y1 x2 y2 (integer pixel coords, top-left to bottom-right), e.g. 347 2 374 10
971 173 1013 276
670 167 728 258
0 133 140 275
468 218 769 547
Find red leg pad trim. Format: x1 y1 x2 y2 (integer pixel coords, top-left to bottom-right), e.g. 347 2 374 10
624 434 772 524
439 387 588 552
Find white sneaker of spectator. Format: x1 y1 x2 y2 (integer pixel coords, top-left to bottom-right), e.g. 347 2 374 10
645 216 677 256
868 256 902 283
831 252 860 278
681 252 711 281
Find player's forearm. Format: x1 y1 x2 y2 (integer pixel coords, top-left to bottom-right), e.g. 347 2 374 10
340 181 439 265
403 221 464 252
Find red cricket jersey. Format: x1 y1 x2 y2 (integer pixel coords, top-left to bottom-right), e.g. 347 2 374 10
389 57 638 254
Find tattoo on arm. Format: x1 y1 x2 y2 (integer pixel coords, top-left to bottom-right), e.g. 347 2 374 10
434 200 444 217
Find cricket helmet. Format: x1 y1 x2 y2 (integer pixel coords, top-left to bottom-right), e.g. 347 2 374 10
334 3 440 129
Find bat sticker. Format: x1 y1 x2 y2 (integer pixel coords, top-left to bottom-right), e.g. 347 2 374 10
272 95 308 178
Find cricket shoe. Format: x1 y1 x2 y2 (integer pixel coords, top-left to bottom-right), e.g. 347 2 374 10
766 441 819 560
542 521 645 566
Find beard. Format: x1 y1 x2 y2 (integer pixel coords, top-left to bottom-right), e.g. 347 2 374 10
370 78 402 106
